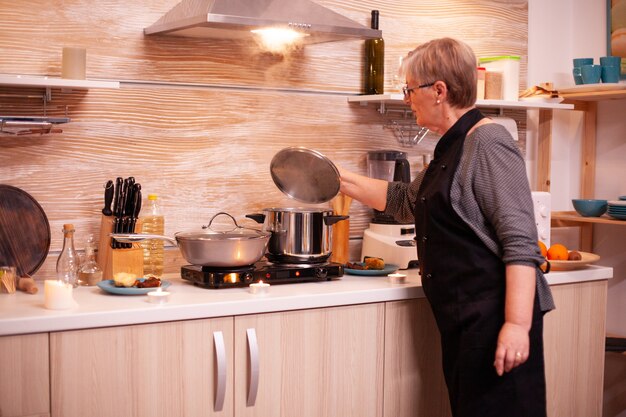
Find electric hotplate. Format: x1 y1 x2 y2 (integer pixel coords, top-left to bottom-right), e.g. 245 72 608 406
181 261 344 289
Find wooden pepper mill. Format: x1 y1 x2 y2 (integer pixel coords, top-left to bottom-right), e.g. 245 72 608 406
330 193 352 264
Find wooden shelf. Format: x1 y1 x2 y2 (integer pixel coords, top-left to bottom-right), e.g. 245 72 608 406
0 74 119 90
347 94 574 110
559 83 626 102
552 211 626 226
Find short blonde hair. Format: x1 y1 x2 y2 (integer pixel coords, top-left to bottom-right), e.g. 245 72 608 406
402 38 477 108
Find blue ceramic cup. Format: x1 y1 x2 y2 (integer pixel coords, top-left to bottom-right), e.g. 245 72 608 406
573 58 594 68
581 64 602 84
601 65 620 83
572 67 583 85
600 56 621 67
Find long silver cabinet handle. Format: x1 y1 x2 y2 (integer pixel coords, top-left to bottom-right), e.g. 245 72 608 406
213 331 227 412
246 328 260 406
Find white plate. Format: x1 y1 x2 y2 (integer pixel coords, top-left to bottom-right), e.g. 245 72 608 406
558 82 626 94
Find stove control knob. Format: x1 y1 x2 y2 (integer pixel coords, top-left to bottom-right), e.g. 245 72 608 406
244 272 253 283
315 268 328 279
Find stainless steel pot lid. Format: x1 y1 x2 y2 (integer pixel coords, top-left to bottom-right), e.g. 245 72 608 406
175 231 268 240
270 147 340 204
261 207 332 213
188 212 269 240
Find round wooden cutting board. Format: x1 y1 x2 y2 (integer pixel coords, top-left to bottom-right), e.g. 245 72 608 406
0 185 51 277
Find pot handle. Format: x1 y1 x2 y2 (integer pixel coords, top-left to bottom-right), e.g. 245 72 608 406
324 215 349 226
245 213 266 224
109 233 178 246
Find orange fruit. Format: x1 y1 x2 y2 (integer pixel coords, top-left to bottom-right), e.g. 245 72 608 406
547 243 569 260
538 241 548 258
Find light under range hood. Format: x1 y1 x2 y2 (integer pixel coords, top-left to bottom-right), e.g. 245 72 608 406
144 0 382 44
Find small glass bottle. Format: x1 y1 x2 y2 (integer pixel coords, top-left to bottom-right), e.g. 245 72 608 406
56 224 79 287
78 234 103 286
141 194 165 278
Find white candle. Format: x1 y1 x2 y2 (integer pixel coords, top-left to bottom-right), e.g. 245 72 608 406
249 280 270 295
44 280 77 310
387 273 407 284
147 287 170 304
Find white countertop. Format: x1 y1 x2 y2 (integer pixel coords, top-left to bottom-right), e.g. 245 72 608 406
0 266 613 337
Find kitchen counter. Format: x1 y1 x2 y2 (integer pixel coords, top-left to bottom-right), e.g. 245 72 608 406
0 266 613 336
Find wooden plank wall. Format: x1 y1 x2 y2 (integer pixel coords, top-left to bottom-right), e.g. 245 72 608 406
0 0 528 277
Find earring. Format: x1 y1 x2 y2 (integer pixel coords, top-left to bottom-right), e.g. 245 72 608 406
436 99 441 104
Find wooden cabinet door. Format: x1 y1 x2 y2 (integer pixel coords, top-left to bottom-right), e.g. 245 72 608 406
544 280 608 417
383 299 451 417
50 317 234 417
234 304 384 417
0 333 50 417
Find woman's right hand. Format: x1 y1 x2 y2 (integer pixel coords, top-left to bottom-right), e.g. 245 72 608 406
335 164 389 211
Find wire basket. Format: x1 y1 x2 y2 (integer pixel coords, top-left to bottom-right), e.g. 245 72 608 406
383 119 429 146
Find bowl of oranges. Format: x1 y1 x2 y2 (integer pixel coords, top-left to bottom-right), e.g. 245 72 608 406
539 241 600 271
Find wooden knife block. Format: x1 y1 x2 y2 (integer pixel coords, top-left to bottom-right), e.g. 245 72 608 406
97 215 143 280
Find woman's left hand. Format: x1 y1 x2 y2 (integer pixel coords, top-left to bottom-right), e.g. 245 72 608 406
493 322 530 376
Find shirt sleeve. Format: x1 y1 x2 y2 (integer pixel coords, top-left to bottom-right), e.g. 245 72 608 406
384 169 425 224
458 124 544 267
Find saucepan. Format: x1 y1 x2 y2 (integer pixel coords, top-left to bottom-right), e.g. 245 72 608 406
111 212 270 267
247 207 348 264
257 147 348 263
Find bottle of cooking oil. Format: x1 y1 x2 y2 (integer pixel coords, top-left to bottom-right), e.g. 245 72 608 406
78 234 103 286
140 194 164 278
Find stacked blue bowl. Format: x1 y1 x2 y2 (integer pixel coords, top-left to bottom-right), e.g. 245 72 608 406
607 199 626 220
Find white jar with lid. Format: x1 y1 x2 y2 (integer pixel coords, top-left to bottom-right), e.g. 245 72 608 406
478 56 520 101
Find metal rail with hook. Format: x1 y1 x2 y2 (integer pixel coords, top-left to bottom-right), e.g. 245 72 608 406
380 105 430 147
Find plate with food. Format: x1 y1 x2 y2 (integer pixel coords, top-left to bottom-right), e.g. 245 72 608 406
548 251 600 271
97 275 170 295
344 257 399 276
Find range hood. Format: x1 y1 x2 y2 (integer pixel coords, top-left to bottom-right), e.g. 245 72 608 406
144 0 381 44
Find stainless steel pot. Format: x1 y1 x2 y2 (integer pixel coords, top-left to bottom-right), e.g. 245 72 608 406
111 212 270 267
246 208 348 264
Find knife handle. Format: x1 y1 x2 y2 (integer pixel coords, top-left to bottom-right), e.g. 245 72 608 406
111 218 120 248
102 180 114 216
113 177 123 217
122 217 131 248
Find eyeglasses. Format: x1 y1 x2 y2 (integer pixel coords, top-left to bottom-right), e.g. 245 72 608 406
402 82 435 98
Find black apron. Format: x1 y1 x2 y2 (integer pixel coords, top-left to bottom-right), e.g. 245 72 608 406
415 108 546 417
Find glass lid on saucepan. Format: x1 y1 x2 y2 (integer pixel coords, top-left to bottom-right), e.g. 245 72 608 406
270 147 340 204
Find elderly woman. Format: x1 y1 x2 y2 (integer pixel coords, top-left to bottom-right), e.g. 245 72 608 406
339 37 554 417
